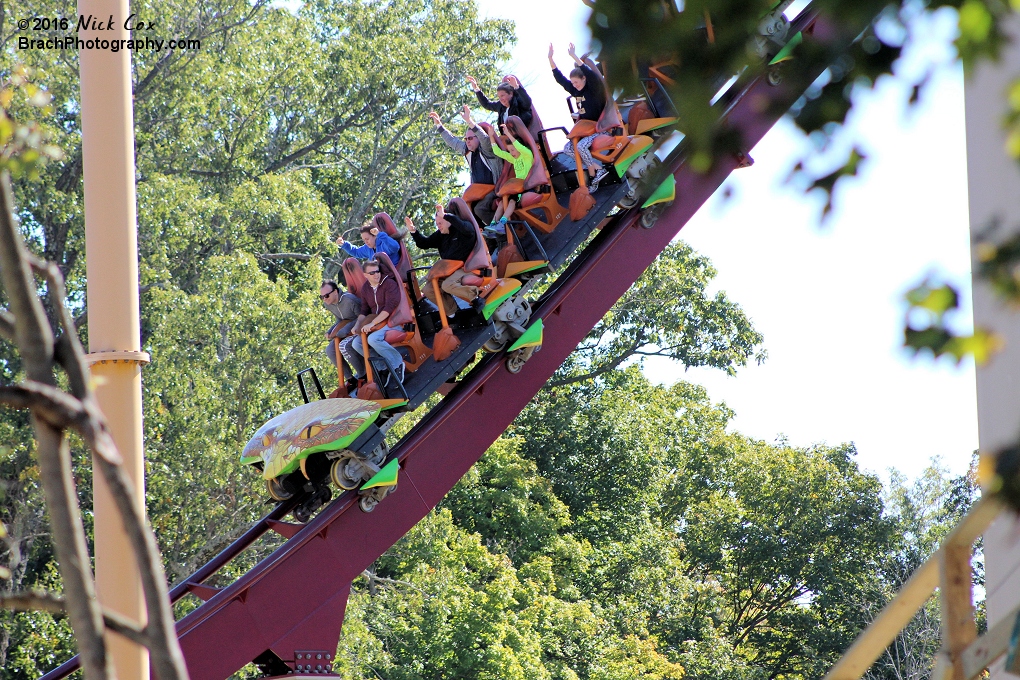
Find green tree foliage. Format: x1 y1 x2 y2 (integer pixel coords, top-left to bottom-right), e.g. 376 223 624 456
865 460 980 680
552 242 765 388
335 371 900 680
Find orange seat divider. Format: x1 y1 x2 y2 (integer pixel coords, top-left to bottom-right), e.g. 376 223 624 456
520 192 543 208
383 329 409 344
463 184 495 202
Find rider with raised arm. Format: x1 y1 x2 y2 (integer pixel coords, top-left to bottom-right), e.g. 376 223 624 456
467 74 534 129
406 205 485 317
483 122 534 236
336 222 403 268
429 105 503 224
549 42 609 192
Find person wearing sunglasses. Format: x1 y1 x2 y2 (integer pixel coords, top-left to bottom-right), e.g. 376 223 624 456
428 105 503 225
340 260 405 384
319 279 361 376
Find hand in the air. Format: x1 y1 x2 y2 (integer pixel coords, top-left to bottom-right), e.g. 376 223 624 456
427 111 441 126
404 216 416 233
466 75 479 91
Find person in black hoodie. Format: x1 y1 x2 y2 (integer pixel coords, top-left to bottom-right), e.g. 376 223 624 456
467 74 534 129
549 42 610 192
407 205 485 317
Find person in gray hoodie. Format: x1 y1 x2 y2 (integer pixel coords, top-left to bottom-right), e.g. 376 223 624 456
429 105 503 224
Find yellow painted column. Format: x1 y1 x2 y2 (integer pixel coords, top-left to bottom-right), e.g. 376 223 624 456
78 0 149 678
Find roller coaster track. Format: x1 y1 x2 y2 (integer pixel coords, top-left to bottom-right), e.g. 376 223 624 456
41 6 859 679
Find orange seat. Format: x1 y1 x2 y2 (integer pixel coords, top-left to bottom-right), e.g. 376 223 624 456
342 257 368 294
497 178 525 197
580 57 631 166
502 116 565 234
444 198 500 300
371 213 412 283
592 135 622 151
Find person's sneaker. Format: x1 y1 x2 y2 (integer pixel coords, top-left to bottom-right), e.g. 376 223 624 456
588 166 610 194
470 297 486 314
344 377 359 394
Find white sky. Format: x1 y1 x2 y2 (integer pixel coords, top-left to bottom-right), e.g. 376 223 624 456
475 0 978 482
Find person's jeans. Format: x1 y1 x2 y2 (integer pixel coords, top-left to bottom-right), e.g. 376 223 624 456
345 327 405 380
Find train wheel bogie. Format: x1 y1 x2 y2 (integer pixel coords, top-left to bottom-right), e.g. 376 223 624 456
506 346 539 374
640 202 671 228
483 336 509 353
266 477 294 501
330 455 361 491
292 484 332 523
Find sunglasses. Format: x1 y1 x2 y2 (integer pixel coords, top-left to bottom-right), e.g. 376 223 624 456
365 270 381 276
320 290 336 299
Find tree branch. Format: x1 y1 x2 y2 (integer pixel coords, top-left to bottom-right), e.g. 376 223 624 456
258 253 313 261
0 309 13 342
0 590 150 647
545 337 645 388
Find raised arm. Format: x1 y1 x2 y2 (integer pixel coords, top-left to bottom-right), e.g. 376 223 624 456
567 42 583 66
552 66 577 95
431 111 467 154
475 122 496 157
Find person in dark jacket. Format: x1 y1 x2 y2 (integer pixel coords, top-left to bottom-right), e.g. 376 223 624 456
549 42 610 192
407 204 485 317
429 105 503 224
467 74 534 129
340 260 405 382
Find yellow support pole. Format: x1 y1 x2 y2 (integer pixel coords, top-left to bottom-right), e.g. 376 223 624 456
78 1 149 678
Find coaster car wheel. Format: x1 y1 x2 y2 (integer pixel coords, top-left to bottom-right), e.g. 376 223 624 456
330 454 361 491
359 483 396 513
619 180 640 209
293 504 312 523
483 336 509 353
767 65 782 86
266 477 293 501
506 346 538 374
641 202 671 229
